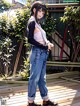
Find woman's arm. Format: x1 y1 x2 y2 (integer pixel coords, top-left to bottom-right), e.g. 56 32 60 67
28 21 48 50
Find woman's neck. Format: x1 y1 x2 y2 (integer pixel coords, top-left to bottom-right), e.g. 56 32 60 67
32 15 40 24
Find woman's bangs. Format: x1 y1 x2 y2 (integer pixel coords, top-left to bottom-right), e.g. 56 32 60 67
38 4 46 13
42 7 46 13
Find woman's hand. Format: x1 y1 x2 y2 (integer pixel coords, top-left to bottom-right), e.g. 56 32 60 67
48 43 54 51
50 43 54 48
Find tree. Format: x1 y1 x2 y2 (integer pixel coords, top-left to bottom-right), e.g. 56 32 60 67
0 2 31 76
0 0 11 13
61 6 80 62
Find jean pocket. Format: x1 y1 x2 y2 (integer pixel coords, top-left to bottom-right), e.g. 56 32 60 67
46 51 49 55
35 50 41 60
45 51 49 60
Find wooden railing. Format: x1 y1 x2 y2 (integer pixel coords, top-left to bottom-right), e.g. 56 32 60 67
47 61 80 67
47 61 80 82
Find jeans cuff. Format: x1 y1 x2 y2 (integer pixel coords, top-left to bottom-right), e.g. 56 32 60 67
28 96 35 101
42 95 49 100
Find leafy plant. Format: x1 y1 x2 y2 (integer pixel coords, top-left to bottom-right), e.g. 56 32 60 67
0 0 11 13
0 1 31 76
42 14 56 37
60 6 80 62
0 0 56 78
0 37 15 76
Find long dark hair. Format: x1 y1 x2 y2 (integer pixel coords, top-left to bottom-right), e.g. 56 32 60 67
31 1 47 22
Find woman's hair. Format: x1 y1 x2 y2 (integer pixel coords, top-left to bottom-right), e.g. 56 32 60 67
31 1 47 22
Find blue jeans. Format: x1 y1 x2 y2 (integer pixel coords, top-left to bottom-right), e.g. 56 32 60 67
28 46 49 101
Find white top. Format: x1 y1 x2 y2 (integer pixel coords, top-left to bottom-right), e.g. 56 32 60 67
27 16 50 45
34 31 44 43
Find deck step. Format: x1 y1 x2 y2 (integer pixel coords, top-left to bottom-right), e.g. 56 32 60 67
0 78 80 106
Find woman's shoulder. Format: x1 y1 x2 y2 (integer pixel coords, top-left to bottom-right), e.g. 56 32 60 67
28 16 36 27
28 16 35 23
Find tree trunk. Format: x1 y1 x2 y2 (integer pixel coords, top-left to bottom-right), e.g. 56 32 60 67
13 30 28 76
70 44 80 71
13 40 23 76
4 64 8 76
73 44 80 62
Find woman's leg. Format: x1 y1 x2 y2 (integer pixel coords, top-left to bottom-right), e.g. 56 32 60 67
28 47 44 101
38 51 49 100
38 52 58 106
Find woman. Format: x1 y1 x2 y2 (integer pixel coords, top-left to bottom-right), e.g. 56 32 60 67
27 1 58 106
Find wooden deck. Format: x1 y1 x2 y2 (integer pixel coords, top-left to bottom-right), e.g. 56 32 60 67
0 72 80 106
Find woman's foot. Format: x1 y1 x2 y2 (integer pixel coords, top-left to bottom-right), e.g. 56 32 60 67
43 100 58 106
27 102 41 106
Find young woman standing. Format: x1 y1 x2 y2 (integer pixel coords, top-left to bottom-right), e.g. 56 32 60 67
27 1 58 106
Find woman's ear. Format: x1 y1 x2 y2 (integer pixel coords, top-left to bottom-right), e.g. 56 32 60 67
33 8 36 14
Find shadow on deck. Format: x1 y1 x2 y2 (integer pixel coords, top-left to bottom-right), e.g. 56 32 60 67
0 71 80 106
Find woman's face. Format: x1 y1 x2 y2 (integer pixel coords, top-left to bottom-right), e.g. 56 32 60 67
37 8 45 19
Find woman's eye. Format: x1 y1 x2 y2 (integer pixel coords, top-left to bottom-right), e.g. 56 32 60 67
39 10 42 12
43 12 45 14
42 12 45 15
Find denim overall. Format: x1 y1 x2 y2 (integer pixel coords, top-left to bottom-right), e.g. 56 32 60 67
28 46 49 101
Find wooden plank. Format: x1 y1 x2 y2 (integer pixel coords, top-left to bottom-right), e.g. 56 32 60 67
47 61 80 67
0 73 80 106
47 61 80 65
48 3 80 8
0 71 79 85
0 78 80 106
61 76 80 83
46 71 79 79
0 77 77 96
